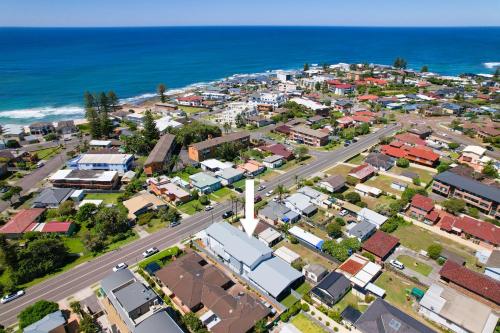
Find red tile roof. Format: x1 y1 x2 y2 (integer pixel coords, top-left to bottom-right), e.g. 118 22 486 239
334 84 353 89
362 231 399 259
260 144 294 160
349 164 376 179
337 116 354 124
41 221 73 233
0 208 45 234
274 125 291 134
177 95 202 102
439 260 500 304
406 147 440 162
354 111 377 117
365 77 388 85
381 145 407 158
411 194 434 212
425 210 440 223
338 259 364 276
357 95 379 101
440 215 500 246
352 115 373 123
394 133 427 146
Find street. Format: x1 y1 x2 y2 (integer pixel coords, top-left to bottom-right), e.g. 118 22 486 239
0 124 399 326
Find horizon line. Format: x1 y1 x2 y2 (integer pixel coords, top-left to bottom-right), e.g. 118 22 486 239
1 24 500 29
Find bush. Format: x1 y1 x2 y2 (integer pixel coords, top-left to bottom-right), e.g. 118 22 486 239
334 327 339 332
289 236 299 244
345 192 361 204
345 175 359 186
427 244 442 260
199 195 209 205
362 252 375 262
334 217 346 226
19 300 59 328
301 303 310 312
396 158 410 168
437 258 446 265
137 212 155 226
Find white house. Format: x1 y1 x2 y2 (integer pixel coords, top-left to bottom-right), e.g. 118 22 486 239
214 102 257 128
357 208 387 228
262 155 284 169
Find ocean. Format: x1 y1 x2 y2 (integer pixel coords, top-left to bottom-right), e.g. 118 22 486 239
0 26 499 124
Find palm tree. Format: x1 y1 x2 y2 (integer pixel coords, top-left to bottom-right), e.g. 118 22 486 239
275 185 287 202
157 83 167 103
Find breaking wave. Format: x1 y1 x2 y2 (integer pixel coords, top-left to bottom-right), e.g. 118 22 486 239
483 62 500 69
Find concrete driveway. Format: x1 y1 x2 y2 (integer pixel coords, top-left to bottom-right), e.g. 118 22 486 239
387 246 441 286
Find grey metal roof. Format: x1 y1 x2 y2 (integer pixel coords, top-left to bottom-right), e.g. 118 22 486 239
355 298 436 333
206 222 273 267
33 188 73 206
24 310 66 333
248 257 303 298
311 272 351 305
134 309 183 333
101 268 136 294
114 281 157 312
434 171 500 203
259 201 290 220
348 220 376 240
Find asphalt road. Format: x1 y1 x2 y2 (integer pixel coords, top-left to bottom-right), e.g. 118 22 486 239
0 124 398 326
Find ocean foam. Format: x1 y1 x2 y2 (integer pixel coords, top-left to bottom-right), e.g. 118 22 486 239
0 105 84 119
483 62 500 69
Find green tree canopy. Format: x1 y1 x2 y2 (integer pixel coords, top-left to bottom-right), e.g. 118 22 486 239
18 300 59 329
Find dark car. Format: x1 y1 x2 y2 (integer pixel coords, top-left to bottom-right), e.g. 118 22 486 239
222 211 234 219
486 145 494 151
254 195 262 203
235 187 244 193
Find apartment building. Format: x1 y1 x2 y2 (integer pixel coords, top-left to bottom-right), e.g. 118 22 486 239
290 125 329 147
214 102 257 128
187 132 250 162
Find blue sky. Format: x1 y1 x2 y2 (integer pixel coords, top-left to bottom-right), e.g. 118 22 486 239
1 0 499 27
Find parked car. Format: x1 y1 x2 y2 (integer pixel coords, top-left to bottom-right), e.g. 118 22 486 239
112 263 128 272
1 290 24 304
265 190 274 197
258 184 266 191
235 187 244 193
390 259 405 270
170 220 180 227
205 205 214 211
254 195 262 203
339 209 349 217
222 211 234 219
142 247 159 258
36 160 45 168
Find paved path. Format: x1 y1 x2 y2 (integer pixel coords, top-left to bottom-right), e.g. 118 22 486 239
0 125 399 326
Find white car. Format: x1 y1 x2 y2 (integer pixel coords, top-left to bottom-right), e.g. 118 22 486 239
339 209 349 217
1 290 25 304
265 190 274 197
390 259 405 270
258 185 266 191
142 247 159 258
112 262 128 272
205 205 214 211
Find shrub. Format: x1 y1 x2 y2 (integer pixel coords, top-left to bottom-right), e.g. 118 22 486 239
334 327 339 332
345 192 361 204
199 195 209 205
396 158 410 168
326 322 330 326
19 300 59 328
437 258 446 265
289 236 299 244
362 252 375 262
301 303 310 312
427 244 442 260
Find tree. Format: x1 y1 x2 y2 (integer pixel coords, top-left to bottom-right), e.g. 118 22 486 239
253 318 268 333
293 146 309 161
183 312 203 332
107 91 119 112
437 161 451 173
223 122 231 134
275 185 287 202
94 206 130 237
345 192 361 204
235 113 246 128
79 313 101 333
291 258 305 271
18 300 59 328
76 203 98 225
121 133 151 155
420 65 429 73
58 200 75 217
334 217 346 226
315 82 321 91
393 57 407 69
98 92 112 138
442 198 466 214
396 158 410 168
142 109 160 143
326 223 342 238
157 83 167 103
14 237 70 284
216 141 243 161
2 186 22 204
303 63 310 71
84 91 101 138
482 160 498 178
447 142 459 150
0 235 17 269
427 244 442 260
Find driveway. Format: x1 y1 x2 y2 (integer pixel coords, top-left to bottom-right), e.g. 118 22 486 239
387 246 441 286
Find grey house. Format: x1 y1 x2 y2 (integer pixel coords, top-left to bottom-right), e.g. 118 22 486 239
258 201 300 224
365 153 395 171
348 220 376 242
24 310 66 333
310 272 351 307
355 298 436 333
32 188 73 208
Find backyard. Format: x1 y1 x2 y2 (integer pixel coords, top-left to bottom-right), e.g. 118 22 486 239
332 290 368 313
374 271 422 315
397 255 433 276
84 192 123 205
392 224 478 269
391 166 436 184
290 313 326 333
274 240 336 270
365 174 417 196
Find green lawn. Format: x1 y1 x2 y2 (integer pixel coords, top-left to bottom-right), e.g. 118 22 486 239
64 237 86 254
346 154 365 165
105 231 139 251
274 241 336 269
393 224 478 269
33 146 62 160
374 271 426 319
392 166 435 184
258 169 279 181
232 179 246 190
365 175 417 196
325 164 353 177
139 246 181 269
178 105 207 114
281 294 299 308
85 192 123 205
296 282 312 295
397 255 433 276
178 200 203 215
209 187 233 202
145 218 168 233
332 291 368 313
291 313 326 333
